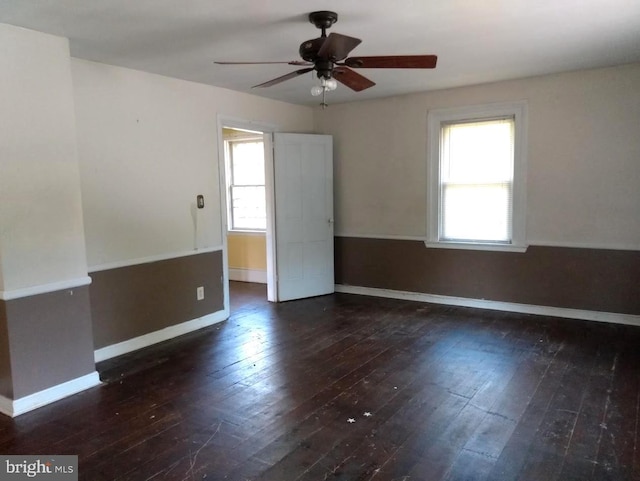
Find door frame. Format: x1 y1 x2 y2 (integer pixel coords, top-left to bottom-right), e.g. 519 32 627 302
216 116 279 310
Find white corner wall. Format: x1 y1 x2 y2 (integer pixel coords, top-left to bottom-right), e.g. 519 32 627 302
314 63 640 250
71 59 314 270
0 23 88 292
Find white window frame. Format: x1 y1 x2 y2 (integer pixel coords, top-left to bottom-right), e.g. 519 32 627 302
225 137 267 233
426 101 528 252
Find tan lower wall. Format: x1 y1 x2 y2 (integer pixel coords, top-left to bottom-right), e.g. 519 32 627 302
89 250 224 349
227 233 266 270
335 237 640 315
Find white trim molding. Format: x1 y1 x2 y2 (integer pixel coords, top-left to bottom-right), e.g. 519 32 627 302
227 230 267 237
334 234 639 253
229 268 267 284
423 240 528 253
0 371 101 418
528 240 640 252
88 246 223 273
335 285 640 327
0 276 92 301
94 310 228 362
334 232 427 242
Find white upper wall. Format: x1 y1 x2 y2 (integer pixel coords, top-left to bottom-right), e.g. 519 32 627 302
71 59 314 269
314 63 640 250
0 23 88 292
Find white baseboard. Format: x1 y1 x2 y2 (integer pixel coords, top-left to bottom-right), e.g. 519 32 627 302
94 310 228 363
0 371 101 418
335 285 640 327
229 268 267 284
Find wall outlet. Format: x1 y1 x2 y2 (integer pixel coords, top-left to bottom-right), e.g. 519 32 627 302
196 286 204 301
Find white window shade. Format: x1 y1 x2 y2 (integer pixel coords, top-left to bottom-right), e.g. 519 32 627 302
231 141 265 185
440 118 514 243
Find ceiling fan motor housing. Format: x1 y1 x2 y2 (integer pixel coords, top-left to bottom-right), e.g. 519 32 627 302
299 38 325 62
314 59 334 80
299 39 335 79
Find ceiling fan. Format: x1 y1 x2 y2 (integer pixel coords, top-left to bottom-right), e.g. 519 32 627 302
215 11 437 104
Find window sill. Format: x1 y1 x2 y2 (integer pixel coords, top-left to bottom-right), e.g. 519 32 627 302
423 240 528 253
227 230 266 236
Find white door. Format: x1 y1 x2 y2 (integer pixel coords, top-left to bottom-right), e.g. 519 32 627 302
273 133 334 301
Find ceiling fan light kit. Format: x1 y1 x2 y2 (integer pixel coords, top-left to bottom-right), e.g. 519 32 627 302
311 77 338 110
215 11 438 107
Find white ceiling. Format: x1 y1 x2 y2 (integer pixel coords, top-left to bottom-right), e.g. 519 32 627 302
2 0 640 106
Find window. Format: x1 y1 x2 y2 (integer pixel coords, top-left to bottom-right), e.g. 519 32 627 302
225 138 266 231
426 102 527 251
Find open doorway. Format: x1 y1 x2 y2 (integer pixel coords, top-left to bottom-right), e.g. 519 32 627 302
223 127 267 280
219 118 280 314
218 119 334 313
222 126 269 307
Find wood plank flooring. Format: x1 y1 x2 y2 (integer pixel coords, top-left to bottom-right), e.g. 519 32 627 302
2 281 640 480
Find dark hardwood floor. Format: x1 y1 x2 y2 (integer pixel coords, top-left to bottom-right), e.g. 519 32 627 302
2 281 640 480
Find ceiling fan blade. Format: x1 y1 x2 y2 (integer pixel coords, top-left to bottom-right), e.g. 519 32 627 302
215 60 311 66
317 33 362 61
252 68 314 88
333 67 375 92
344 55 438 69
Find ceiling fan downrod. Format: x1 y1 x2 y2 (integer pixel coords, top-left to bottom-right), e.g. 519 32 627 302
308 11 338 37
